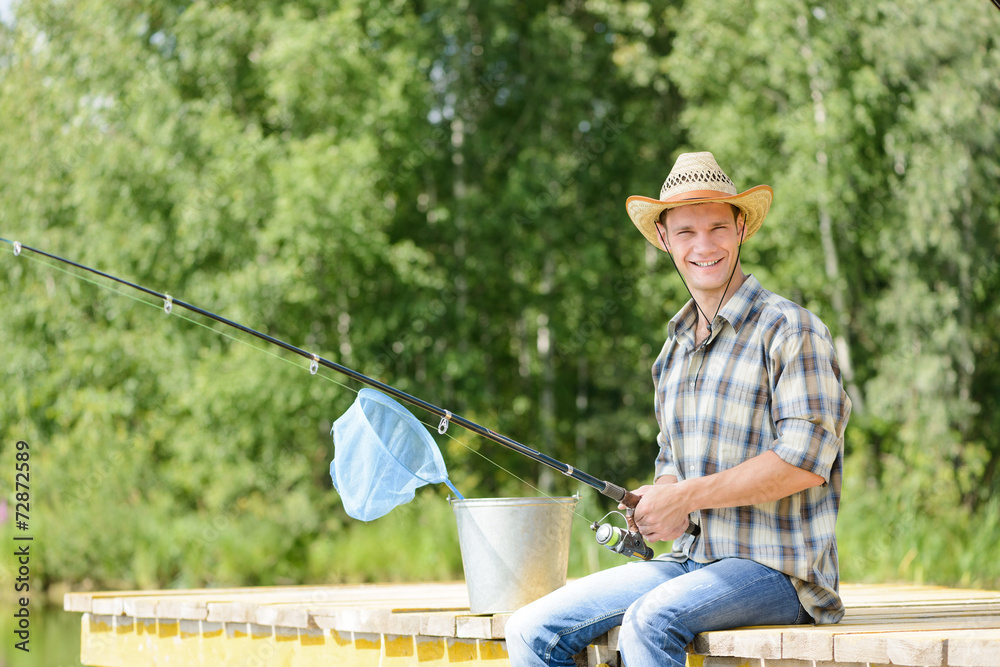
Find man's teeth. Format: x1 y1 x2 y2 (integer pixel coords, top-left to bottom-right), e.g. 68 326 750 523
693 259 721 267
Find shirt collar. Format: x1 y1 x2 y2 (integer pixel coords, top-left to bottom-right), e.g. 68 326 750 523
667 274 763 343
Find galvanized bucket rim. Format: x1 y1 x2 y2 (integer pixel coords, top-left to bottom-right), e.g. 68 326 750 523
448 495 578 509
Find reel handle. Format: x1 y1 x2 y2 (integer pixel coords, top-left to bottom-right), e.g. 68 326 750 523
621 490 642 509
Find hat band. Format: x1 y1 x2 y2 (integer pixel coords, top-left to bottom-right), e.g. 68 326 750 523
663 188 738 203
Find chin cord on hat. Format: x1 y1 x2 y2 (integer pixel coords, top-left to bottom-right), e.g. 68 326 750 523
655 212 747 342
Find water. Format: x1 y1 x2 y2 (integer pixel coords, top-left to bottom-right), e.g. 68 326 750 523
0 605 82 667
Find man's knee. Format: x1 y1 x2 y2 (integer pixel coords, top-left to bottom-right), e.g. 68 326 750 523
619 596 690 648
505 606 529 643
505 603 543 652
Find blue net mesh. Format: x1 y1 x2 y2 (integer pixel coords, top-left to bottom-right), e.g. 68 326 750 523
330 388 462 521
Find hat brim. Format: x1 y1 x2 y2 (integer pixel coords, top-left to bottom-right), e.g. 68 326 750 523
626 184 773 251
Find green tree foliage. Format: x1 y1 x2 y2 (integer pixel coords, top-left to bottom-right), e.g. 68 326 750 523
1 0 998 592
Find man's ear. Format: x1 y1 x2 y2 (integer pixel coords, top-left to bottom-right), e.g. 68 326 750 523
654 221 670 252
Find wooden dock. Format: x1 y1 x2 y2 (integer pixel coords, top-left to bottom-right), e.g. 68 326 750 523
64 581 1000 666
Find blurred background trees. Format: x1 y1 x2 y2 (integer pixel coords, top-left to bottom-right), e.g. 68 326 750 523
1 0 998 593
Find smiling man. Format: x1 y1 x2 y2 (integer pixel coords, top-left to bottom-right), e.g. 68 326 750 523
505 152 852 667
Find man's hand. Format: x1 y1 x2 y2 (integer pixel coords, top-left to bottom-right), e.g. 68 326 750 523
629 481 692 542
618 476 690 542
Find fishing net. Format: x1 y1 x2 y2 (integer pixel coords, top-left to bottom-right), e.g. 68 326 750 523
330 388 463 521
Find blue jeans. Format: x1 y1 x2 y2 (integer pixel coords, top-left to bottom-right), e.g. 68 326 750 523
505 557 810 667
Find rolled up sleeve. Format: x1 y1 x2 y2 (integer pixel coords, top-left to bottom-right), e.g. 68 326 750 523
769 329 852 482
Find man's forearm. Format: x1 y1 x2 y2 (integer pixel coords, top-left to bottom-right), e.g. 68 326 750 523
676 451 824 513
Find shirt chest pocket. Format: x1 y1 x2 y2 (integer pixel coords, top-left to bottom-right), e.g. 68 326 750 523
710 379 775 463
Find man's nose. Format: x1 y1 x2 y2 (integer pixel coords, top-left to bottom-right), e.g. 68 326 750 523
692 231 717 251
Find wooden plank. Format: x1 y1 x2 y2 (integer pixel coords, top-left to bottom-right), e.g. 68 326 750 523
491 613 511 640
65 584 340 613
421 611 461 637
835 630 942 666
75 582 473 632
206 599 260 623
312 605 460 635
382 610 425 636
156 597 210 621
687 616 1000 664
67 582 472 616
456 615 495 639
583 629 619 667
838 628 1000 667
947 628 1000 667
89 597 125 616
321 605 394 634
835 614 1000 629
842 606 1000 620
839 584 1000 606
781 625 835 661
692 625 782 660
586 641 620 666
697 657 761 667
779 615 1000 661
307 587 470 636
691 628 735 657
691 626 780 659
728 628 782 660
251 601 313 629
122 597 159 618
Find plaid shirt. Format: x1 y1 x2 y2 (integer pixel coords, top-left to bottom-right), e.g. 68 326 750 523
652 275 851 624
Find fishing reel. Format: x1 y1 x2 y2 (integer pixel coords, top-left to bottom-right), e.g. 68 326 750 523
590 511 653 561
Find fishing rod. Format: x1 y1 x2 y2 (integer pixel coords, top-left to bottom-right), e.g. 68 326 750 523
4 238 697 559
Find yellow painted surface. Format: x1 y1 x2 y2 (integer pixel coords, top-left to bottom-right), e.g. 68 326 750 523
478 639 513 666
446 636 480 662
81 615 119 667
80 614 512 666
416 635 447 661
330 628 352 648
382 633 416 666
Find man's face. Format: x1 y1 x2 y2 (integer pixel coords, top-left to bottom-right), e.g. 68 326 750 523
655 202 745 301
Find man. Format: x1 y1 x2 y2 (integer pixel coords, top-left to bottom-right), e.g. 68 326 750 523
505 152 851 667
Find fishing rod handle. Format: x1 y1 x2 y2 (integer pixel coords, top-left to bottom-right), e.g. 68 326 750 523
604 482 701 537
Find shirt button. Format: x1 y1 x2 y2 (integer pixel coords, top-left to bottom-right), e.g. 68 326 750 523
689 381 695 388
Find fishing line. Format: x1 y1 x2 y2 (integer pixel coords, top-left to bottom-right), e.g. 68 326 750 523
2 237 600 525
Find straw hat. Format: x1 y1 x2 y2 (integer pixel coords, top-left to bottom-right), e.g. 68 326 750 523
626 151 773 251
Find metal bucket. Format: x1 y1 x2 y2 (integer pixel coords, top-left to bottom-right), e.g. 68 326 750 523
450 496 578 613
